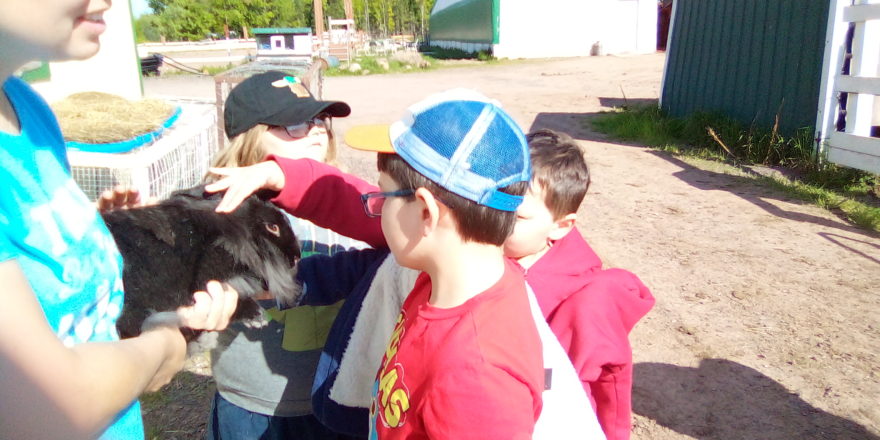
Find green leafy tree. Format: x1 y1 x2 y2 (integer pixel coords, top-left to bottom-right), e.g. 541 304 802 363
158 0 215 40
134 14 163 42
213 0 276 38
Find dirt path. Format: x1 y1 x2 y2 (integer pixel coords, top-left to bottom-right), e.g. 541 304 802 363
145 54 880 439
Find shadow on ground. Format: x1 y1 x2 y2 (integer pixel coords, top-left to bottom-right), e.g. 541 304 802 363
654 151 880 249
634 359 878 439
141 369 214 440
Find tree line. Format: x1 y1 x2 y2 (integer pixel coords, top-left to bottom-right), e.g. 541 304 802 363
136 0 437 42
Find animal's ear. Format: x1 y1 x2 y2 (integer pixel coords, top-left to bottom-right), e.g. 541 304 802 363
129 211 177 246
254 188 279 201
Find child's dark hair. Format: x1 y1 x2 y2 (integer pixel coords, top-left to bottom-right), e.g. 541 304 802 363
525 129 590 220
377 153 528 246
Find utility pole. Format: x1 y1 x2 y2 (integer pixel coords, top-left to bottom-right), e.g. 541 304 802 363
364 0 371 37
313 0 325 41
344 0 354 21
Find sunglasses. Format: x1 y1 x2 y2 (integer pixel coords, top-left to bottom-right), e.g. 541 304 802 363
282 116 327 138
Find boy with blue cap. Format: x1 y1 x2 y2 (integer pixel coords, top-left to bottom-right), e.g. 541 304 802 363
210 89 545 439
346 89 544 438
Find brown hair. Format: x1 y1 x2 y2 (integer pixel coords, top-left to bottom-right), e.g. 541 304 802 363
377 153 528 246
525 129 590 220
205 118 339 182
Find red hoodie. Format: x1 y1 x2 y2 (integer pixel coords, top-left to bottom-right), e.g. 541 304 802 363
267 156 655 439
517 229 655 440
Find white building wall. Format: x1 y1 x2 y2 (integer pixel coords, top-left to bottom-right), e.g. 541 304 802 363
491 0 656 59
32 0 142 102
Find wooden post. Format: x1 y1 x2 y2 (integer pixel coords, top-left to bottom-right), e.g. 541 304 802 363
344 0 354 22
314 0 325 42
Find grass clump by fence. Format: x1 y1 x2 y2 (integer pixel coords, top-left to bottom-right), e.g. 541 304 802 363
591 105 880 232
325 54 437 76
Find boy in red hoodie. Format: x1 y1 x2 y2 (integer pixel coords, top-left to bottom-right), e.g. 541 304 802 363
505 129 655 440
209 128 653 439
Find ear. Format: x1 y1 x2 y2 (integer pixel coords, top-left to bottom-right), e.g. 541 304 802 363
548 213 577 241
414 187 441 237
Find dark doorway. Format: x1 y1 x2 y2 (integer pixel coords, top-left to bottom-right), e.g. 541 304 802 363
657 0 673 51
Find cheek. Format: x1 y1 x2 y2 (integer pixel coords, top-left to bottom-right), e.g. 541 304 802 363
504 221 545 257
263 132 329 162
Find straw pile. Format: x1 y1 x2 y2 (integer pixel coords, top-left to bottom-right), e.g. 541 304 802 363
52 92 175 143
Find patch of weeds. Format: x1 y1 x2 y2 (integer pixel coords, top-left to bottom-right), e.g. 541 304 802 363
325 55 436 76
591 105 880 232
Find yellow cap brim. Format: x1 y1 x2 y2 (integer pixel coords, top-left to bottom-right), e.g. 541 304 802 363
344 124 395 153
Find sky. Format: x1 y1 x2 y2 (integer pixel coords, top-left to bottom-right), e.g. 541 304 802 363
130 0 152 17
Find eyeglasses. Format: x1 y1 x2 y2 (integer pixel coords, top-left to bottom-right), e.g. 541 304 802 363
361 189 415 217
282 116 326 138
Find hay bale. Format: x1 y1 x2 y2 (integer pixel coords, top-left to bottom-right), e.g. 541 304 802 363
52 92 175 144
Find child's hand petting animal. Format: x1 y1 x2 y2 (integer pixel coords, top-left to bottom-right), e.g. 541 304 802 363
96 185 158 211
206 161 286 213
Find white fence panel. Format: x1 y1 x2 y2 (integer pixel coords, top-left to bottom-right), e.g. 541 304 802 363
817 0 880 174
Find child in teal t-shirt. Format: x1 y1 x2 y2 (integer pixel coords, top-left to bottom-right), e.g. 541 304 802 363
0 2 238 438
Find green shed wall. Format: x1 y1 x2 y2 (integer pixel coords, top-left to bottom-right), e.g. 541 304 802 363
429 0 498 44
661 0 830 135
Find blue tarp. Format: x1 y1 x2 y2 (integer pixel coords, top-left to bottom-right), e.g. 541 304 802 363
66 106 182 154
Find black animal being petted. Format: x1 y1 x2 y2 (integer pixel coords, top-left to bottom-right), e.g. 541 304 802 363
102 185 300 340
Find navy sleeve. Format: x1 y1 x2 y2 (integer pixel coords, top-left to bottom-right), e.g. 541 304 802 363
297 248 390 306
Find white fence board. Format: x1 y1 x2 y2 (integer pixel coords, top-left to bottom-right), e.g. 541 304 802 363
835 75 880 95
829 132 880 157
828 146 880 173
843 4 880 22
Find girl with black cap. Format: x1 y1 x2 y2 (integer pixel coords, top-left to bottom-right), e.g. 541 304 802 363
206 70 366 440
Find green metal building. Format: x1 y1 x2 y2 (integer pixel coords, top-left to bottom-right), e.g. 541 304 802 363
428 0 658 58
429 0 497 45
661 0 831 135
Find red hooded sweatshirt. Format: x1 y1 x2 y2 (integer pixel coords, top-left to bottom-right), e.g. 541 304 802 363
517 229 655 440
267 157 655 439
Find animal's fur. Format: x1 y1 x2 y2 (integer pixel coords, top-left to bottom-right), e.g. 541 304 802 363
102 185 300 340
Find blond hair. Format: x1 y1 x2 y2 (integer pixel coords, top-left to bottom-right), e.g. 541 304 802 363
205 119 339 182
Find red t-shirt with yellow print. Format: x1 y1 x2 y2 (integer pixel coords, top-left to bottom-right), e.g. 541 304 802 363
369 260 544 439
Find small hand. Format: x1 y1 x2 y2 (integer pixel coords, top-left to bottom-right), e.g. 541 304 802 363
176 281 239 331
205 161 286 213
139 281 239 392
96 186 143 212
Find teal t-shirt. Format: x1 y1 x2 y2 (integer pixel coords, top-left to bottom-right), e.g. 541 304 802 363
0 77 143 439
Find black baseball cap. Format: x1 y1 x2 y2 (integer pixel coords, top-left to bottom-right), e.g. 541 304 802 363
223 70 351 138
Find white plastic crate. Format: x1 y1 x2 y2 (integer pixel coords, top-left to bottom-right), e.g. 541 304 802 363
68 100 219 201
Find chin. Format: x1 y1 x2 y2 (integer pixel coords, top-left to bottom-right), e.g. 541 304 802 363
61 38 101 60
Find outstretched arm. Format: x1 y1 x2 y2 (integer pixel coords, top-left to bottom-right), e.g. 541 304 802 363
206 157 386 248
0 262 237 439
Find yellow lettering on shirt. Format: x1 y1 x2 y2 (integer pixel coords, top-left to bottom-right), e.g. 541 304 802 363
379 368 399 407
384 388 410 427
384 313 405 360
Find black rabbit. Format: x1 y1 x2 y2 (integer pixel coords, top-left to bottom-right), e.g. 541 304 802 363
102 185 300 340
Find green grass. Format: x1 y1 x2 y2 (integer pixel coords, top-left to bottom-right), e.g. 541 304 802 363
325 47 501 77
590 105 880 232
325 55 438 76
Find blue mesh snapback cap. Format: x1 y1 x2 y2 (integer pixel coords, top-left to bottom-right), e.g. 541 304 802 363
345 89 531 211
